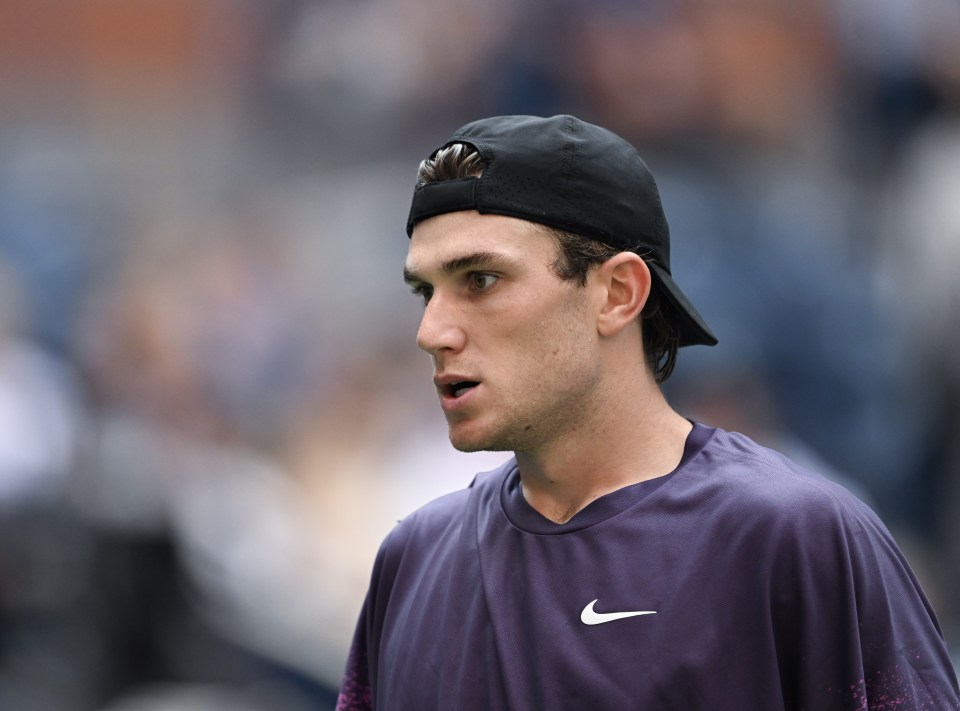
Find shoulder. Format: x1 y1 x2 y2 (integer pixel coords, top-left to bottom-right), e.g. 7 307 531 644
695 428 867 506
378 460 511 560
364 461 510 610
677 427 916 596
686 427 883 539
380 488 470 559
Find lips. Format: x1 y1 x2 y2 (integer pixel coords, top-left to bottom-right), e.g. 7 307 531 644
434 375 482 407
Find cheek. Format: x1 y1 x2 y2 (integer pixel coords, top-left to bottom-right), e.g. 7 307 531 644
482 284 596 372
524 307 597 373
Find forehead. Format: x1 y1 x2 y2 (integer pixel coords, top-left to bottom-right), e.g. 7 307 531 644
406 211 556 275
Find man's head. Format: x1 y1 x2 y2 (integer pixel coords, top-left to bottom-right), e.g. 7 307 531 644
404 115 716 453
406 115 716 383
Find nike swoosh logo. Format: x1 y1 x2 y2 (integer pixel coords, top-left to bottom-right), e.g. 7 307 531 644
580 599 657 625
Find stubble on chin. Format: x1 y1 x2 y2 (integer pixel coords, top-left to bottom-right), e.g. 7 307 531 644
448 432 505 454
447 419 515 454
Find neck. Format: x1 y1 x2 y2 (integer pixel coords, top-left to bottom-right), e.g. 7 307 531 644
515 368 691 524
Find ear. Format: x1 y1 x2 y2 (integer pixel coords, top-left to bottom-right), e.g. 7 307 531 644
594 253 652 338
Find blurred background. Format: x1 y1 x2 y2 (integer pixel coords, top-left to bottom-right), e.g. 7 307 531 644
0 0 958 708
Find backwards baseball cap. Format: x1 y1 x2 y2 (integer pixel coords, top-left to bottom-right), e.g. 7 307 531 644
406 114 717 348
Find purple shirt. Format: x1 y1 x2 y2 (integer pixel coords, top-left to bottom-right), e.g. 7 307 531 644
337 424 960 710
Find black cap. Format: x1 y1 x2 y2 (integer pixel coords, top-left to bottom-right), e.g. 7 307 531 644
407 114 717 348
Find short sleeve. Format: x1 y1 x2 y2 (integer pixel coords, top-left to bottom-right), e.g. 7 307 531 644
769 492 960 709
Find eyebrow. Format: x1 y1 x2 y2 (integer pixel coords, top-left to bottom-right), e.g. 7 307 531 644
403 251 511 285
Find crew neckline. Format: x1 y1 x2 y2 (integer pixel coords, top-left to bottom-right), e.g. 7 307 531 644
500 422 715 534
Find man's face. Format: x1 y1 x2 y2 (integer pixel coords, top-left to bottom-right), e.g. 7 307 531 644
404 211 605 453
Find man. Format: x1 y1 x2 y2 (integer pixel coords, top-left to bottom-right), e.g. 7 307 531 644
336 115 960 710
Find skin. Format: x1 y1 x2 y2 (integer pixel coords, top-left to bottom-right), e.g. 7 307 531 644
404 211 692 524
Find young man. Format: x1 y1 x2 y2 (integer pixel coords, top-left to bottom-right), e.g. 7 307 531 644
336 115 960 710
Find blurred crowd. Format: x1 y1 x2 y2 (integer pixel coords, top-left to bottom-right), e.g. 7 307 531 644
0 0 959 708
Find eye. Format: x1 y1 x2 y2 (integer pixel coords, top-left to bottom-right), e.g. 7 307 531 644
410 283 433 304
468 273 498 291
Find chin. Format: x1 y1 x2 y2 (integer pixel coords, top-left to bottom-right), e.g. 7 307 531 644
449 437 506 454
448 425 511 454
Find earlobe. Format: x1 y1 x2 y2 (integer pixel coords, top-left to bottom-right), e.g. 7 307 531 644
596 253 651 338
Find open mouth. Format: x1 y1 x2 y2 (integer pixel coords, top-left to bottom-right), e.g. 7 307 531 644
446 381 480 399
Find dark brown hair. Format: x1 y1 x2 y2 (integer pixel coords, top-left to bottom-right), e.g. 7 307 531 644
416 144 681 382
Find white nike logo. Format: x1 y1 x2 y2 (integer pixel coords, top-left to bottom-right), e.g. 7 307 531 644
580 599 657 625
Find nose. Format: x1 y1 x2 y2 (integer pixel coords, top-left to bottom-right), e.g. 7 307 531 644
416 294 467 356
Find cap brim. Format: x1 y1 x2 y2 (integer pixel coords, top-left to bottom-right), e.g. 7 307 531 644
648 262 718 347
